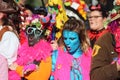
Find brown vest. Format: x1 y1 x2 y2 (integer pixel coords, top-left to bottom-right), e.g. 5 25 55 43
0 27 9 41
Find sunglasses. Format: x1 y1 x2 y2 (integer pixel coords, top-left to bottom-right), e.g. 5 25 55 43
26 27 43 36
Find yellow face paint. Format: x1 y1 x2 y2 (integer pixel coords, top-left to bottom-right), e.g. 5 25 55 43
92 45 101 57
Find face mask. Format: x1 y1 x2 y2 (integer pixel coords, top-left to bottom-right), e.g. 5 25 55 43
26 25 43 46
63 30 80 55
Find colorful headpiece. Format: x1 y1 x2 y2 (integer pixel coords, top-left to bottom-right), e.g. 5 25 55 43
89 3 108 18
106 0 120 32
90 4 101 11
108 0 120 23
64 0 89 20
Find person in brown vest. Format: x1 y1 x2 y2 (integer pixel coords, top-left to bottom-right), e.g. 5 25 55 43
87 3 108 48
0 0 19 80
90 0 120 80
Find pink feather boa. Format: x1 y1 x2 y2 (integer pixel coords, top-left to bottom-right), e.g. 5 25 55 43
9 39 52 80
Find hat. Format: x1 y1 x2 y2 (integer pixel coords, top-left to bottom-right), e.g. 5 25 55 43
0 0 16 13
107 0 120 23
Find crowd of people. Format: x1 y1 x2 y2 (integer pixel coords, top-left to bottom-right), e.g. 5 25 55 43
0 0 120 80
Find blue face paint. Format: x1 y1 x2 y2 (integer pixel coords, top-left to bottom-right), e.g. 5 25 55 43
63 30 82 58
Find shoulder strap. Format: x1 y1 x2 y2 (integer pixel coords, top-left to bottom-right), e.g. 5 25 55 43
0 27 10 41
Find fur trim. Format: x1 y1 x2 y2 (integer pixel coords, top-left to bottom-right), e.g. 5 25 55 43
9 39 52 80
16 39 52 65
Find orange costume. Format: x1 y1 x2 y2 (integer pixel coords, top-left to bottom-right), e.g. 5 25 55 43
16 57 51 80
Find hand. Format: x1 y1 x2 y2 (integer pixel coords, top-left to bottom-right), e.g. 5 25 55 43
51 40 58 51
23 64 37 75
9 62 18 70
116 58 120 71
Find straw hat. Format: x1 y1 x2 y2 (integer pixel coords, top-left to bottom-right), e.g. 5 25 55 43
0 0 16 13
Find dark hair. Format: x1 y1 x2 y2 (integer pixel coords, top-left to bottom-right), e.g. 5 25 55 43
60 17 90 52
89 4 108 18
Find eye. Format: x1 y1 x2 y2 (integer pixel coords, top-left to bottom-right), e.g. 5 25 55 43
35 30 42 35
70 38 75 40
27 27 34 34
94 16 102 18
63 37 67 40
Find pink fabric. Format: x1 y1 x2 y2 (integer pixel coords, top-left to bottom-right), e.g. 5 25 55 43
23 64 36 72
0 54 8 80
9 39 52 80
113 28 120 64
81 48 92 80
16 39 52 65
53 48 70 80
114 28 120 53
53 48 92 80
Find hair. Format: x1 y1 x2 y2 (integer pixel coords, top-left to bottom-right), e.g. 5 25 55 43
1 13 19 38
89 3 108 18
98 0 114 11
59 17 90 52
1 0 20 35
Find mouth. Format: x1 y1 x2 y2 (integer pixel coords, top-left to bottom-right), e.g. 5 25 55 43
28 35 34 41
28 37 35 46
29 42 34 46
90 22 94 25
66 46 71 51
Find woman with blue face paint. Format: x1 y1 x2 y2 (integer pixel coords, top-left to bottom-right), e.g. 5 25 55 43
50 17 92 80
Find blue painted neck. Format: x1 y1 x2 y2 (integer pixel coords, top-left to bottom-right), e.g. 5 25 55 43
72 49 82 58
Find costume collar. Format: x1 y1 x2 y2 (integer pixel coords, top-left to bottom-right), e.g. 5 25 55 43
90 28 105 34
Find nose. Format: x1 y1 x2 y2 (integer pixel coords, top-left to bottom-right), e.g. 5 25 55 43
64 39 70 46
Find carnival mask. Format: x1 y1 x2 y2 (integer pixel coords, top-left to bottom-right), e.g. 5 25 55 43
26 25 43 46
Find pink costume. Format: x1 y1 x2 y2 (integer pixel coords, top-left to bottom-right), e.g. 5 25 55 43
52 48 92 80
9 39 52 80
0 54 8 80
